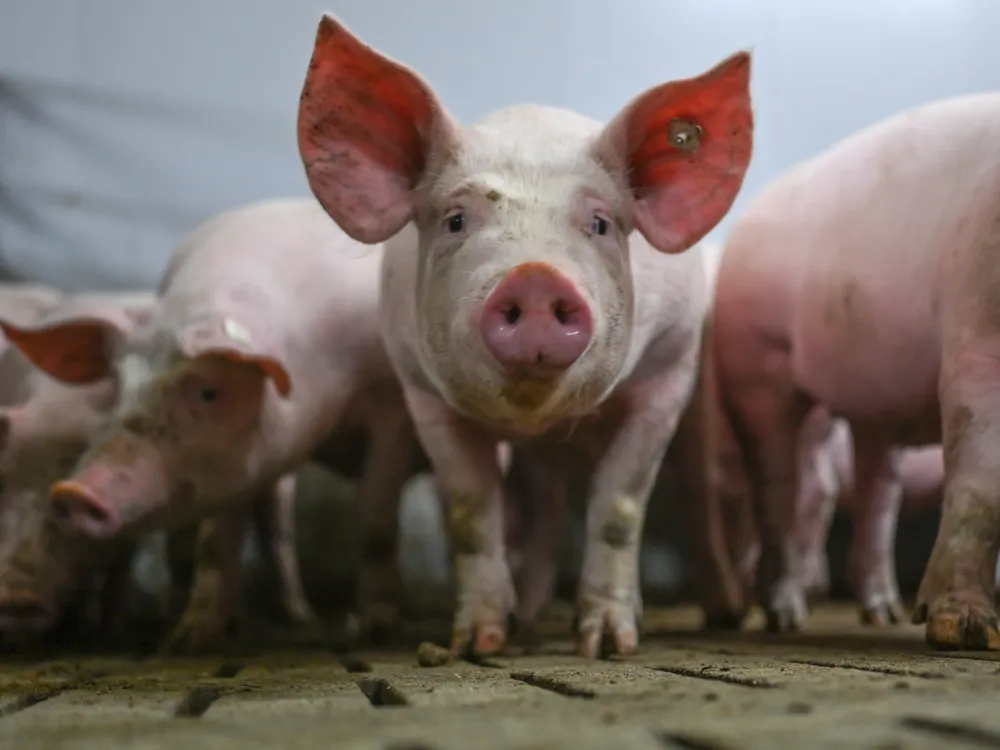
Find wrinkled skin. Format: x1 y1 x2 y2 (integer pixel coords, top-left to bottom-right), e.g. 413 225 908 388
712 91 1000 649
3 199 424 653
297 15 753 657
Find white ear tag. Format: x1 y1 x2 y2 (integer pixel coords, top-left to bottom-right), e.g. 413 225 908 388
223 318 253 346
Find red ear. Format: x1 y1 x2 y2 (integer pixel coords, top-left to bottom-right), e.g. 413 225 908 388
0 318 117 384
297 14 452 244
598 51 753 254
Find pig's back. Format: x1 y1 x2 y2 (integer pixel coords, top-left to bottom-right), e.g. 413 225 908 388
157 195 390 423
721 92 1000 424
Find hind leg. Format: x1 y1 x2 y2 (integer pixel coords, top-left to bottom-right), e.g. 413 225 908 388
503 447 566 637
717 341 811 633
914 347 1000 650
847 426 904 626
794 407 842 600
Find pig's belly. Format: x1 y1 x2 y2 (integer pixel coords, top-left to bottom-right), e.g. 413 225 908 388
791 288 942 444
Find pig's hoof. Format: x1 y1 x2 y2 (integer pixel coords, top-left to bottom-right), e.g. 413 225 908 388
450 622 508 657
913 593 1000 651
702 610 746 631
763 580 808 634
574 598 638 659
859 598 905 627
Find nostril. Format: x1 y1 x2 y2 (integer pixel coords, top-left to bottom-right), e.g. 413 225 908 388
552 298 584 327
51 499 71 520
504 305 521 325
49 481 118 537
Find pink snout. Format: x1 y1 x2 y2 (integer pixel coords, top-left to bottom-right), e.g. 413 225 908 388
480 262 593 377
50 479 122 540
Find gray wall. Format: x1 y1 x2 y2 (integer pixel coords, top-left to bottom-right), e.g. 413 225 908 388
3 0 1000 291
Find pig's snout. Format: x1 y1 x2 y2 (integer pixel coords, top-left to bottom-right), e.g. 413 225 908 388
50 480 121 540
0 590 54 631
480 262 593 378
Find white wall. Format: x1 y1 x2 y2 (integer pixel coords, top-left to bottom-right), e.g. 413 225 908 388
2 0 999 291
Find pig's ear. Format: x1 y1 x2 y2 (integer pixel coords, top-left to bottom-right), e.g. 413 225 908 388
594 51 753 254
297 14 458 244
178 320 293 398
0 317 122 385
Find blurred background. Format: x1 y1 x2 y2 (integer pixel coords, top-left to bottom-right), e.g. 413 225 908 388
1 0 995 622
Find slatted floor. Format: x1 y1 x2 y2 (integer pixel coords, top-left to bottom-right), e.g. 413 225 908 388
1 603 999 749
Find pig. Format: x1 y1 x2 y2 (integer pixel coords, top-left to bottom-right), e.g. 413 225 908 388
711 91 1000 650
1 198 424 653
0 291 156 638
671 244 945 629
295 14 753 657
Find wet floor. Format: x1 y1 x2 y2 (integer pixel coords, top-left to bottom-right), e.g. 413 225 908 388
1 603 998 749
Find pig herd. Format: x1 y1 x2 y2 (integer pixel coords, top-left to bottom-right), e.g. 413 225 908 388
2 13 997 661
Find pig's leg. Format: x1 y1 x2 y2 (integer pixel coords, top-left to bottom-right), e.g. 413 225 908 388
669 338 749 630
846 430 904 626
355 412 418 644
405 386 513 657
252 472 318 627
575 361 697 658
721 369 810 633
794 409 841 599
166 524 197 620
503 448 566 637
97 541 138 640
162 507 250 655
914 349 1000 650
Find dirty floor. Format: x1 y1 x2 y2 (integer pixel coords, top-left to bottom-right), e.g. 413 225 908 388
1 602 999 749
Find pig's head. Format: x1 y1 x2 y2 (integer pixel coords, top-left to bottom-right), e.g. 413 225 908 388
297 15 752 431
0 305 291 541
0 398 117 636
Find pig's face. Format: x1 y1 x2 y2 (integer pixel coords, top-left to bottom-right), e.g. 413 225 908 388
409 120 634 428
68 346 272 535
296 15 753 431
0 406 105 635
0 310 292 541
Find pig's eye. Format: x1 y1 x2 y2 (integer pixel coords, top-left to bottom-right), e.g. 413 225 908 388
199 388 219 404
446 213 465 233
591 216 609 236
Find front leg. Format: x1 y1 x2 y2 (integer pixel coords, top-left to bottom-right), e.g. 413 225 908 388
162 507 250 655
847 428 904 626
405 386 514 657
576 364 698 658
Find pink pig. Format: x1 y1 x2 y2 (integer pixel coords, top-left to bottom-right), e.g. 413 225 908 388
296 15 753 657
0 291 155 638
2 198 423 653
712 91 1000 650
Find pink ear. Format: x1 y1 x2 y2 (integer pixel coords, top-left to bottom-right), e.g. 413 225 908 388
0 318 119 385
597 51 753 254
178 322 293 398
297 14 454 244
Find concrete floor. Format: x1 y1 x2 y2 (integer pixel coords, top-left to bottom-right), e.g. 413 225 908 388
1 603 999 749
